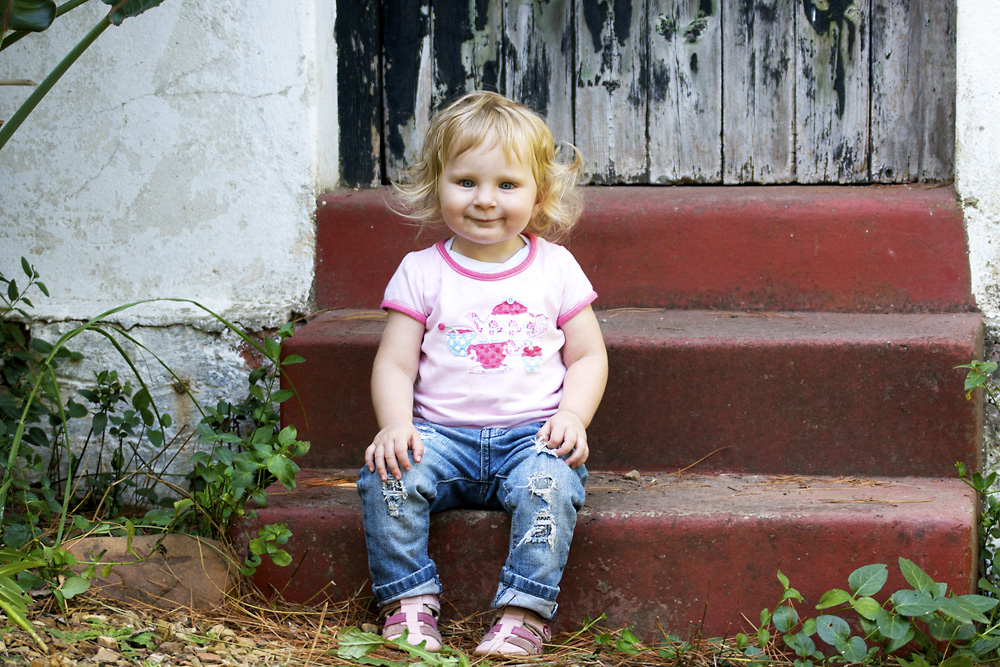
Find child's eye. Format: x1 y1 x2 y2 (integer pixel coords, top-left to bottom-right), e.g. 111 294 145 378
499 182 516 190
459 179 475 188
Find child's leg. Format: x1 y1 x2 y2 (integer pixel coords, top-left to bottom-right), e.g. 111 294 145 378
356 423 479 607
492 435 587 620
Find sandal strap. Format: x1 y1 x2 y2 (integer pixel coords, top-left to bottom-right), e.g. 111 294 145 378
381 595 442 651
474 607 551 656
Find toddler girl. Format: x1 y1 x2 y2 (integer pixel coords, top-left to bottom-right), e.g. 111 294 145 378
357 90 608 656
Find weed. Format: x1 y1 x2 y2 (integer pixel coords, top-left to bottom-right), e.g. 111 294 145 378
0 257 309 631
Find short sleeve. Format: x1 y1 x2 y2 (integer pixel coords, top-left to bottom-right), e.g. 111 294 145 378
381 252 430 324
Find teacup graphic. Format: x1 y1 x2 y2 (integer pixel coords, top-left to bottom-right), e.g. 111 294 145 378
466 341 509 370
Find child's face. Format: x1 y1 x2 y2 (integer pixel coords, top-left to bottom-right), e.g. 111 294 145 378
438 136 541 263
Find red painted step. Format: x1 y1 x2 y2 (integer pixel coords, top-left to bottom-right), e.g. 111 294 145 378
245 469 976 642
281 309 982 477
315 186 973 313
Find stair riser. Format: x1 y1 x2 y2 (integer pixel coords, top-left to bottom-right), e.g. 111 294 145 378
246 474 976 641
316 186 973 313
281 312 983 477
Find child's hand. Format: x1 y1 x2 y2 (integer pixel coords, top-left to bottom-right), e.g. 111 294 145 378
536 410 589 468
366 423 424 481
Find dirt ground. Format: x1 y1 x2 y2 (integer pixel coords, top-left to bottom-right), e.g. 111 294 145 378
1 591 758 666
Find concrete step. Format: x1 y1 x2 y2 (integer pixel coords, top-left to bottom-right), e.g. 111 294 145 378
315 185 973 313
244 469 977 641
281 309 983 477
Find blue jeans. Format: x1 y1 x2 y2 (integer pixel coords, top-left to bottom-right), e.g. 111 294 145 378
356 422 587 620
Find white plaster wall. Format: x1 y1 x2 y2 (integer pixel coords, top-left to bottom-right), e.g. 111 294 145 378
956 0 1000 472
957 0 1000 322
0 0 337 482
0 0 337 330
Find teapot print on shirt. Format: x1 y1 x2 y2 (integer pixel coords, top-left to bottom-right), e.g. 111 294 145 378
439 298 549 373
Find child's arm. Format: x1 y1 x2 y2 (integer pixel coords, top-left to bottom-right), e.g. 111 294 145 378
536 305 608 468
366 310 426 481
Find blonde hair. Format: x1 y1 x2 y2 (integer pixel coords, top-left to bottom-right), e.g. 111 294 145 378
393 91 584 242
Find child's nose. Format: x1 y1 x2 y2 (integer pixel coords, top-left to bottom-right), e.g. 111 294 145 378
474 186 497 208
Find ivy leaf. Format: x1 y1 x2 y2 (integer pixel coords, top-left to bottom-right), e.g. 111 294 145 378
851 596 882 621
815 615 850 646
772 606 799 633
835 635 869 663
848 563 887 597
937 594 998 625
875 607 912 640
899 558 936 594
891 589 939 617
816 588 852 610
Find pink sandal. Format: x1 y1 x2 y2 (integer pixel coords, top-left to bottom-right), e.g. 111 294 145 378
474 606 551 656
381 594 442 651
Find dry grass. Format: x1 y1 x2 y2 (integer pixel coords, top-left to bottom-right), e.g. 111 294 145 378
1 587 782 666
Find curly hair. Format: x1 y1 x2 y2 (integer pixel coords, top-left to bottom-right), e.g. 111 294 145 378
393 91 584 242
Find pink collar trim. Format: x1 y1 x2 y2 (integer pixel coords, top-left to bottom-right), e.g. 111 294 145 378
435 233 539 281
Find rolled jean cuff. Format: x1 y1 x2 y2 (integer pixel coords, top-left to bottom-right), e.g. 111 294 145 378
493 569 560 619
372 563 440 606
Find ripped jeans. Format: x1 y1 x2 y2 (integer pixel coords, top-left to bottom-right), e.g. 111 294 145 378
356 421 587 620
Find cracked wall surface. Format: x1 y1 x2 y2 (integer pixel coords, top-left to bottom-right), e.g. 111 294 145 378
0 0 337 330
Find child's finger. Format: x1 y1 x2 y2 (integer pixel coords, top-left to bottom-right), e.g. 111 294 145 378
411 430 424 463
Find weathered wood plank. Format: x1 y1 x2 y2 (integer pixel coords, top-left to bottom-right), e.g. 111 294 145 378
504 0 575 147
335 0 381 187
575 0 649 184
647 0 722 183
870 0 955 182
795 0 870 183
432 0 503 109
722 0 796 184
383 0 432 183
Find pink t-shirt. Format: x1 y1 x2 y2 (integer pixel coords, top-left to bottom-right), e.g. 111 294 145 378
382 234 598 428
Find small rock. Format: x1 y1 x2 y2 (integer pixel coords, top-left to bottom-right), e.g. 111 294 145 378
93 646 120 663
146 654 166 665
196 652 224 664
157 641 185 653
97 636 119 650
361 623 379 634
624 469 641 480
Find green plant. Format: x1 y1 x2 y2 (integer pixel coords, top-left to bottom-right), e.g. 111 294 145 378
957 360 1000 594
337 626 471 667
178 320 309 575
1 257 309 610
1 0 170 151
742 560 1000 667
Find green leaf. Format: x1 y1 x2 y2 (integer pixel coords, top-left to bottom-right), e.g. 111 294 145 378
20 256 32 276
836 635 868 663
272 388 294 403
899 557 936 593
337 627 385 660
816 588 852 610
851 596 882 621
100 0 167 25
938 657 974 667
784 631 816 658
59 576 90 599
891 589 939 617
848 563 888 597
281 354 306 365
8 0 56 31
772 606 799 633
937 594 998 624
278 425 297 447
875 608 912 640
815 615 850 646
